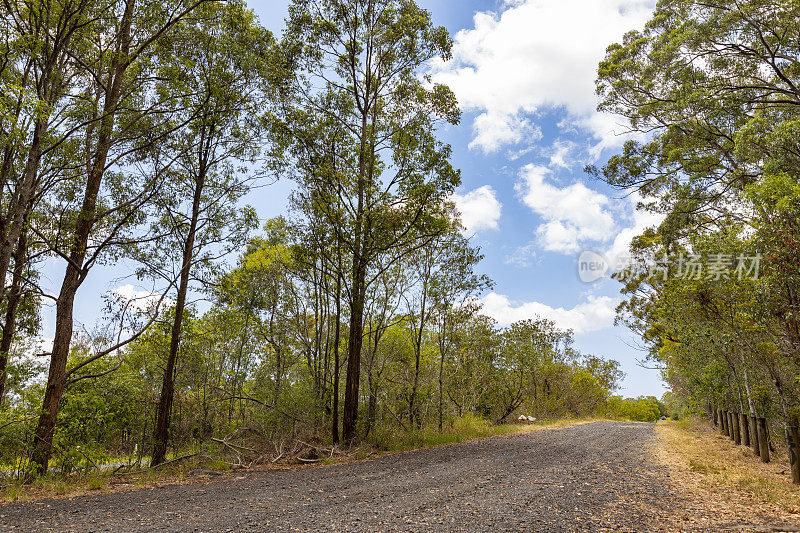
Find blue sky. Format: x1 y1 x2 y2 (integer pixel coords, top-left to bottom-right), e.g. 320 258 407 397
39 0 666 398
246 0 665 396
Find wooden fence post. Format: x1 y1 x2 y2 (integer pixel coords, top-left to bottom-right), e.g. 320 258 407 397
750 415 760 457
740 412 750 447
757 417 770 463
712 406 718 426
722 410 729 436
729 411 736 440
787 426 800 484
733 412 742 445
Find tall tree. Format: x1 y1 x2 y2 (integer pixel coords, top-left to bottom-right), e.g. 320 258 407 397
148 0 273 466
30 0 215 474
284 0 461 442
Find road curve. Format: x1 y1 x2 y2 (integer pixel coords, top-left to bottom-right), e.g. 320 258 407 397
0 421 676 532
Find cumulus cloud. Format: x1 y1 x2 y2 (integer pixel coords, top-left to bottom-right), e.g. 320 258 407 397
430 0 653 153
516 164 616 253
452 185 502 233
112 284 170 313
479 292 619 334
603 194 665 270
470 113 542 154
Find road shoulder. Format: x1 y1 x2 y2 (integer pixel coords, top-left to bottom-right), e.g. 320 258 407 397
654 419 800 531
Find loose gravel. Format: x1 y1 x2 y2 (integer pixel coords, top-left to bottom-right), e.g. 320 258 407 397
0 421 677 532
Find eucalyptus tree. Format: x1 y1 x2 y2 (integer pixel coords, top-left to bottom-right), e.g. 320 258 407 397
279 88 354 442
147 0 276 466
0 213 41 402
29 0 218 475
362 257 409 434
283 0 461 442
594 0 800 437
0 0 96 401
593 0 800 225
446 314 497 418
493 319 574 423
427 231 492 429
404 224 491 428
0 0 95 312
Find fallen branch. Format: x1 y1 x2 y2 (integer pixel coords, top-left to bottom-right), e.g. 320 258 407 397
114 452 199 476
152 452 199 469
211 437 257 454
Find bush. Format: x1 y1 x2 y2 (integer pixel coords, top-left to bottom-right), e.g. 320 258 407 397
604 395 665 422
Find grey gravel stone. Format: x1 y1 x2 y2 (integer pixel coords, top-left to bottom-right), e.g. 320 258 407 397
0 422 676 532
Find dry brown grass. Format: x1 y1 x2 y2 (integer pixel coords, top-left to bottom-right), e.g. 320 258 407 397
655 419 800 530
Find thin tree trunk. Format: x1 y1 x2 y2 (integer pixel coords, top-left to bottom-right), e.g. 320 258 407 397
0 225 28 403
437 315 447 432
332 269 341 444
409 266 429 428
152 132 207 467
30 0 135 474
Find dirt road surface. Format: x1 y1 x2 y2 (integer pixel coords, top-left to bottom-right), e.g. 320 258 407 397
0 422 685 531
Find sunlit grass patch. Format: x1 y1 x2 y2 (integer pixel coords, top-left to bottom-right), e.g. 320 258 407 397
656 419 800 517
367 414 594 454
689 458 722 474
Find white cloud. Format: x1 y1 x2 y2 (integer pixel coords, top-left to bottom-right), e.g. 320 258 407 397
548 140 575 169
516 164 616 253
430 0 653 153
112 284 170 313
470 113 542 154
479 292 619 334
505 243 538 267
604 194 665 269
452 185 502 233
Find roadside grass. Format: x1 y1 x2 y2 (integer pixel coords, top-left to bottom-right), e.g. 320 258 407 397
1 472 108 503
656 418 800 523
0 451 227 503
1 416 596 503
367 414 595 453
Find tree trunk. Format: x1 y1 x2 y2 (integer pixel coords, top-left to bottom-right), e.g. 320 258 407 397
0 227 28 403
740 412 750 447
0 118 45 306
342 264 365 443
751 415 760 457
437 324 445 432
789 424 800 484
29 0 135 474
152 143 207 466
757 417 770 463
332 272 341 444
409 279 428 429
365 388 376 439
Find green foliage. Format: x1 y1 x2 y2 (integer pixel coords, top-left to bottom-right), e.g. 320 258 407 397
605 396 665 423
594 0 800 434
0 0 629 480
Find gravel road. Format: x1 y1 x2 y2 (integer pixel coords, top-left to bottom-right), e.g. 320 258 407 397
0 421 676 532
